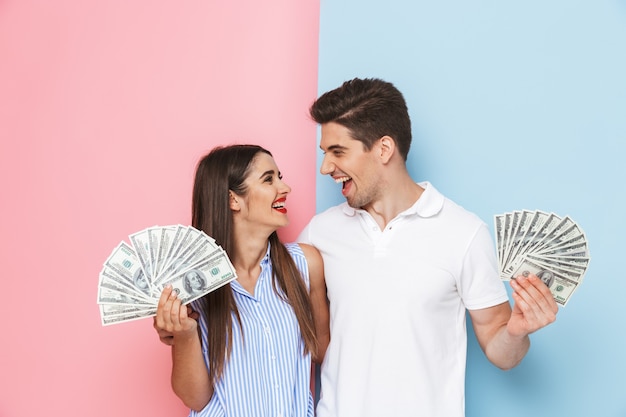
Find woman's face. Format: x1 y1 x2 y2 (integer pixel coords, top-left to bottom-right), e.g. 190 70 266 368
233 152 292 231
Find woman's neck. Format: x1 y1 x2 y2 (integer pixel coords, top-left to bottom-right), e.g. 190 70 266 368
231 228 271 295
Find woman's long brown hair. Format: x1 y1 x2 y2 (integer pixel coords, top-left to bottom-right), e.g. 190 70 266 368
191 144 316 384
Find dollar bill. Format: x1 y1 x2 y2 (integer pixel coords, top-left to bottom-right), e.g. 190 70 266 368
98 225 237 326
495 210 590 306
156 251 237 305
510 258 579 306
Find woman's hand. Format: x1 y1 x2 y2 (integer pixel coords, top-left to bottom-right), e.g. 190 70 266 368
153 285 199 345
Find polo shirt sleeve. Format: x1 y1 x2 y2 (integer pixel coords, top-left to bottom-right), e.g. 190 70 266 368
459 223 509 310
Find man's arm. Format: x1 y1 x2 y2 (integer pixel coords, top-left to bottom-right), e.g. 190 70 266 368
469 274 558 370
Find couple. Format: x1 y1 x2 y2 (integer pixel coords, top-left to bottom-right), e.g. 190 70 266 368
153 78 558 417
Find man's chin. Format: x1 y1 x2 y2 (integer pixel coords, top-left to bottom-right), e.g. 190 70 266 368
345 197 361 209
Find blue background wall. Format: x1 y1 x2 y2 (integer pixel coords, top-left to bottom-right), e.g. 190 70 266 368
315 1 626 416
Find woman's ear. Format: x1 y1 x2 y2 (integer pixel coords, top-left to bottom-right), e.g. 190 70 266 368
229 191 241 211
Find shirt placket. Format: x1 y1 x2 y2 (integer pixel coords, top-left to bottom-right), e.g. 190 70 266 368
257 259 284 417
360 213 402 259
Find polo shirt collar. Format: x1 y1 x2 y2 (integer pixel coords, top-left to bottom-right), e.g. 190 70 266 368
340 181 444 219
406 181 444 218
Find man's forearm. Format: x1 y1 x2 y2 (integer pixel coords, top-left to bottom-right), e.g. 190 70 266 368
484 327 530 370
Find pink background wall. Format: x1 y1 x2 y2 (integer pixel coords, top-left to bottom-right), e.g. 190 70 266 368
0 1 320 416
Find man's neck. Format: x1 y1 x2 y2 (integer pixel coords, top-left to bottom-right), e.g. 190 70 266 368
363 177 424 230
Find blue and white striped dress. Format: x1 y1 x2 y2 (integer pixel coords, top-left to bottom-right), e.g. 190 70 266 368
189 242 314 417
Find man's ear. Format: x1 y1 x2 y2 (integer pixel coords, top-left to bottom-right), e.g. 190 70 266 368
378 135 396 164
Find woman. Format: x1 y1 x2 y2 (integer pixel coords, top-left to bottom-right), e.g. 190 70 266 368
154 145 329 417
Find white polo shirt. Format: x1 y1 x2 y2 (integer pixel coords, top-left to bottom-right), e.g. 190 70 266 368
298 182 508 417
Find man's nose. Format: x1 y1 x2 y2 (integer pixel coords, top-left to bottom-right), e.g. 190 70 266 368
320 155 334 175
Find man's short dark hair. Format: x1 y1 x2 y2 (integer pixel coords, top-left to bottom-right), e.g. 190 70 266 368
310 78 412 160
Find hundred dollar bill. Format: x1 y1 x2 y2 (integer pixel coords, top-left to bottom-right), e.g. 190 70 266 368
158 233 213 278
502 210 533 278
522 212 562 255
499 212 514 273
523 254 586 283
494 210 590 306
533 254 591 268
100 302 154 314
531 216 579 254
499 210 547 279
99 225 239 326
146 226 163 281
512 210 551 261
102 242 152 296
153 225 179 280
503 211 522 269
100 304 157 326
504 212 563 276
158 226 203 276
536 231 588 256
536 239 589 258
154 224 187 280
511 258 579 306
494 214 506 272
98 266 151 301
156 250 237 304
97 286 155 306
128 227 156 287
153 238 222 289
526 252 590 275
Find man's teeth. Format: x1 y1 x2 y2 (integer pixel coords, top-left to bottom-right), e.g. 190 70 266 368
334 176 351 184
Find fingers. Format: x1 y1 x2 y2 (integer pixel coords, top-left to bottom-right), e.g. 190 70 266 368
154 285 198 343
154 317 175 346
168 290 188 326
155 285 174 331
154 289 175 345
510 274 558 327
158 286 182 327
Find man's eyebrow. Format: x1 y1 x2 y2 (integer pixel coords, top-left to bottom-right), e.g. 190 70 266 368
320 144 348 152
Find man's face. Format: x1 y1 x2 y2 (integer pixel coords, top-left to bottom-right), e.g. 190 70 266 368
319 122 383 209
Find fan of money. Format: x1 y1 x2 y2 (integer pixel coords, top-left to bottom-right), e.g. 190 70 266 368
494 210 590 307
97 225 237 326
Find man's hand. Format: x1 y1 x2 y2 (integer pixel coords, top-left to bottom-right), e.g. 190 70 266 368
508 273 558 338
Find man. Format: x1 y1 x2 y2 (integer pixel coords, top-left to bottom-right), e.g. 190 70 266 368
297 77 558 417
